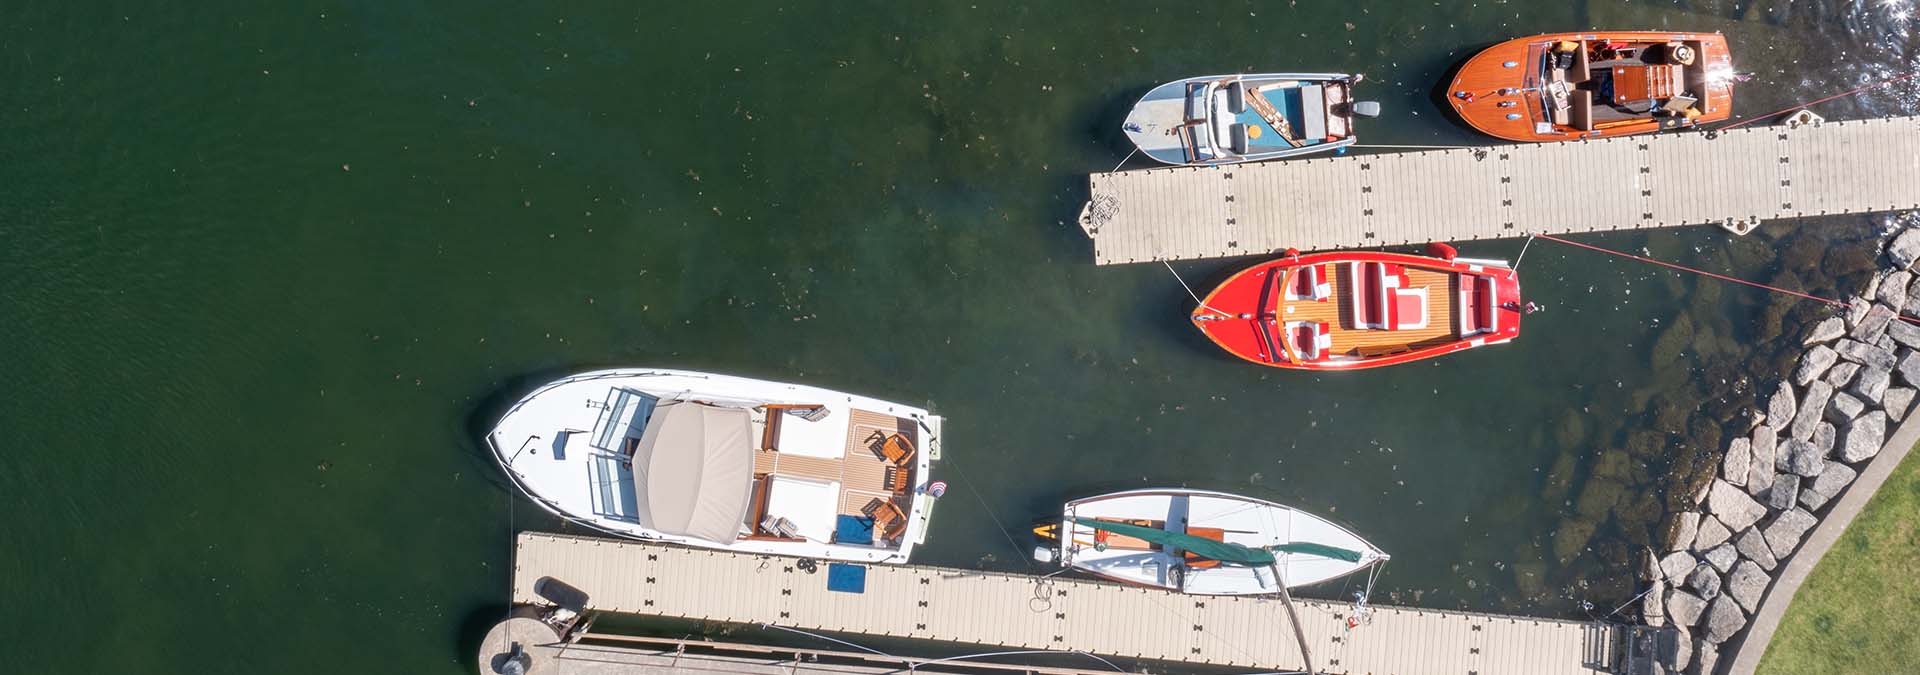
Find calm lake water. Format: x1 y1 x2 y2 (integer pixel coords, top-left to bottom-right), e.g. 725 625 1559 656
3 1 1916 672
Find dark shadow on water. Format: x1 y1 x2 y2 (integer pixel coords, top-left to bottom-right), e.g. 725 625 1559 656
1427 41 1499 137
456 602 516 675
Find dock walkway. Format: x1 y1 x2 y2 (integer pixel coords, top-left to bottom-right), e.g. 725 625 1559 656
513 532 1625 675
1079 116 1920 264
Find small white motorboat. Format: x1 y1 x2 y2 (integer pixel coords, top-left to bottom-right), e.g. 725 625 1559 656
488 369 943 564
1033 488 1387 595
1122 73 1379 166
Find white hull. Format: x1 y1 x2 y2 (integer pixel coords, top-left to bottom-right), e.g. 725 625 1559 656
1052 488 1387 595
488 368 942 564
1123 72 1364 166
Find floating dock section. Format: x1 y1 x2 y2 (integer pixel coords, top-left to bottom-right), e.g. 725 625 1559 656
1079 115 1920 264
513 532 1624 675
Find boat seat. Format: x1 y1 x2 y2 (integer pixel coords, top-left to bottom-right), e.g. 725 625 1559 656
1300 84 1328 141
1230 124 1250 155
1570 90 1594 131
1283 264 1332 301
1568 42 1592 83
1186 82 1208 121
1226 80 1247 114
1391 286 1429 330
1284 321 1332 361
1348 261 1425 330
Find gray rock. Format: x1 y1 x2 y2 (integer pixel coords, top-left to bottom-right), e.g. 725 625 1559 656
1836 338 1899 371
1668 589 1708 627
1722 437 1751 488
1660 550 1700 582
1784 438 1828 478
1877 271 1913 307
1845 300 1872 330
1694 515 1734 550
1888 318 1920 349
1849 304 1896 340
1898 349 1920 386
1885 387 1916 421
1793 344 1840 385
1802 316 1847 345
1824 361 1862 388
1800 463 1859 511
1644 571 1668 626
1763 508 1819 558
1668 511 1701 553
1827 392 1866 421
1704 543 1738 573
1702 594 1747 643
1707 481 1767 531
1875 331 1898 354
1727 560 1769 613
1768 384 1798 425
1791 381 1835 441
1747 427 1779 497
1852 364 1892 402
1812 422 1837 458
1687 565 1723 600
1838 410 1887 463
1736 528 1779 571
1690 637 1719 675
1908 288 1920 317
1767 473 1802 511
1671 629 1694 672
1891 226 1920 269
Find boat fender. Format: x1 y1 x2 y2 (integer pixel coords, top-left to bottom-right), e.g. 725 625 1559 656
1284 247 1301 259
1426 242 1458 260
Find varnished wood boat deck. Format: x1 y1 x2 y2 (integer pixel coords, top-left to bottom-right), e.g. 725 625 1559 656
1283 266 1458 355
1080 115 1920 264
514 532 1625 675
753 409 915 517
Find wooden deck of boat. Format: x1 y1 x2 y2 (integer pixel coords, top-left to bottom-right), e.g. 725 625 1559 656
1290 266 1458 354
753 409 914 518
1080 115 1920 264
513 532 1624 675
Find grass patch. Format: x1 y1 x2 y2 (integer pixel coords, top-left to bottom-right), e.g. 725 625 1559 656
1756 446 1920 674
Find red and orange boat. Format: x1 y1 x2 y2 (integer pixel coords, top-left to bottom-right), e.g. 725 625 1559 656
1447 31 1735 142
1191 249 1524 370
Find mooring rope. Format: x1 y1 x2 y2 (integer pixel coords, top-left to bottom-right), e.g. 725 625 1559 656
1163 260 1235 318
1529 233 1920 325
1716 69 1920 131
1111 146 1140 172
942 452 1038 570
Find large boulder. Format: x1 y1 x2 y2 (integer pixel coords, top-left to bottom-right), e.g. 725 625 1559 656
1666 511 1701 553
1703 543 1738 573
1727 560 1769 613
1668 589 1709 627
1768 383 1798 424
1800 463 1859 511
1747 427 1779 497
1876 271 1913 307
1793 344 1840 385
1886 387 1917 421
1660 551 1700 582
1827 391 1867 421
1849 304 1896 340
1812 422 1838 457
1783 438 1828 478
1767 474 1803 511
1852 363 1892 402
1790 381 1835 441
1888 317 1920 349
1644 571 1669 626
1803 316 1847 345
1687 565 1724 600
1889 226 1920 269
1702 594 1748 643
1736 528 1779 571
1824 362 1862 389
1707 481 1767 531
1838 410 1887 463
1898 349 1920 386
1835 338 1899 371
1694 515 1734 550
1722 437 1751 487
1691 637 1719 675
1763 508 1819 558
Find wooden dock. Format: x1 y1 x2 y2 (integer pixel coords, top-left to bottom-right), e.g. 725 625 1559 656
1079 115 1920 264
513 532 1627 675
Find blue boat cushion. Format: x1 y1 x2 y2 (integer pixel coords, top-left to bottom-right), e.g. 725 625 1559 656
835 514 874 545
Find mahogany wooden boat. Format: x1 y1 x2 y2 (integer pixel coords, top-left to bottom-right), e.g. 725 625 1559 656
1446 31 1735 142
1191 250 1523 370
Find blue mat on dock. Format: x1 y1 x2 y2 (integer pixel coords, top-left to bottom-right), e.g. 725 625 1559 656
826 563 867 593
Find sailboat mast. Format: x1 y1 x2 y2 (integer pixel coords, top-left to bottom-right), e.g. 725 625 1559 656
1270 563 1317 675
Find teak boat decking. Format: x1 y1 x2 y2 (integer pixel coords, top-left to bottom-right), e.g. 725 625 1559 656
1448 31 1734 142
1276 265 1459 355
749 408 917 527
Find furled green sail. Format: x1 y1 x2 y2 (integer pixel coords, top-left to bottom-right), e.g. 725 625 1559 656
1072 518 1364 564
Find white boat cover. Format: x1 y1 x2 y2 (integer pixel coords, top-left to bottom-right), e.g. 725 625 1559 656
631 401 754 543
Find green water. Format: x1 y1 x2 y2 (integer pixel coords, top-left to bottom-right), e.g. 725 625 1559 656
3 2 1915 672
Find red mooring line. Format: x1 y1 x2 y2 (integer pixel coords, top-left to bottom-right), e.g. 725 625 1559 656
1717 70 1920 131
1530 233 1920 326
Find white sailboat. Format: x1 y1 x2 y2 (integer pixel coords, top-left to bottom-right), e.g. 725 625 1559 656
1034 488 1388 595
488 369 942 564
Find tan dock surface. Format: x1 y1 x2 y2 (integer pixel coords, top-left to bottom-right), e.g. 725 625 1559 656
513 532 1620 675
1080 116 1920 264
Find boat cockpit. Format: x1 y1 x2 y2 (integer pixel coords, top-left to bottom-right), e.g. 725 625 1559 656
1534 38 1714 134
1179 77 1370 162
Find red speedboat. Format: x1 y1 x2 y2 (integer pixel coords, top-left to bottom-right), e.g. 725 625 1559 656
1191 250 1524 370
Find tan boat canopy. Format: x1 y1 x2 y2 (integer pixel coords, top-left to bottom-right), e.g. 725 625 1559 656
630 401 754 543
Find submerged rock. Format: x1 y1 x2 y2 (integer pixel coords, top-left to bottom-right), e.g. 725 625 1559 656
1802 316 1847 345
1652 313 1697 369
1838 410 1887 463
1665 511 1701 553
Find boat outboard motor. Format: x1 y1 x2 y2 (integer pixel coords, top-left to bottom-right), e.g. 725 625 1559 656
1032 545 1058 564
1351 101 1382 118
